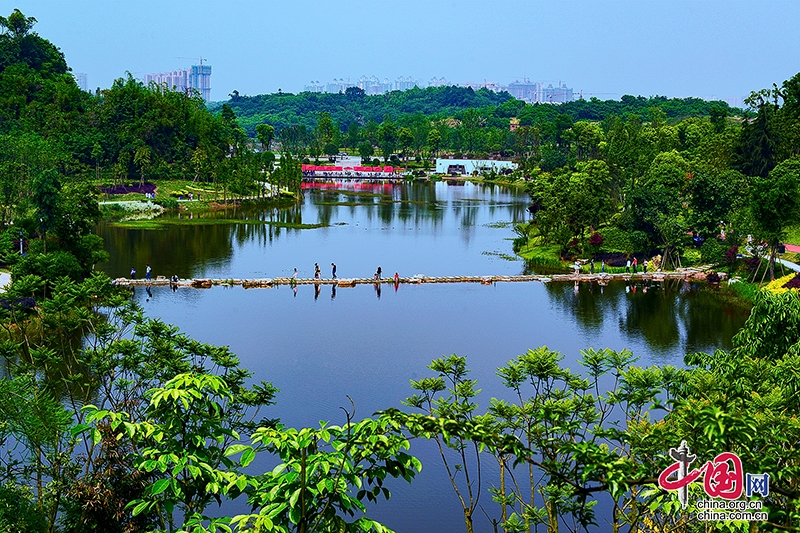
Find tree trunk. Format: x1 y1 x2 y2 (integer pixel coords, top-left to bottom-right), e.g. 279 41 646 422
546 498 559 533
463 509 474 533
499 456 507 524
769 243 776 281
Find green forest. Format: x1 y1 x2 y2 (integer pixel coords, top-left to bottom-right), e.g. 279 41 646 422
216 85 737 139
2 7 800 533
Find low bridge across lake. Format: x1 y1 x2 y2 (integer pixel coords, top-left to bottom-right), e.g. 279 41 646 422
115 269 719 289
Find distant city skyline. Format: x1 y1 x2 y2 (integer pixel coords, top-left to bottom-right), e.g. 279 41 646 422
303 76 580 104
143 64 212 101
10 0 799 107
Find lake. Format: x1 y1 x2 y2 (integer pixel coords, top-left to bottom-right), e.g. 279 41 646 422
97 181 749 532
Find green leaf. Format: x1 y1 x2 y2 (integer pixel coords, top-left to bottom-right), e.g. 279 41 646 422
151 479 170 496
241 448 256 467
131 501 149 516
225 444 249 456
289 488 301 508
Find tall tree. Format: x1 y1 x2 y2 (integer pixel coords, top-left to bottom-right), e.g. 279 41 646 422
255 123 274 152
734 95 777 178
749 158 800 280
30 168 60 252
378 120 397 161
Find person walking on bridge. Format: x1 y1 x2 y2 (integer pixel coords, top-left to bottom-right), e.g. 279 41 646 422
331 263 337 279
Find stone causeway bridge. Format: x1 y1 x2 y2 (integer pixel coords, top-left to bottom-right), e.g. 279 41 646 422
115 268 718 289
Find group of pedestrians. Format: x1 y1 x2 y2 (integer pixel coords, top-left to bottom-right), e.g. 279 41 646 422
588 258 606 274
624 257 649 274
130 264 152 280
309 262 336 280
291 263 388 281
573 256 654 275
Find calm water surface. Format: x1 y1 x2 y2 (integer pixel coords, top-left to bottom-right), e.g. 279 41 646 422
98 182 749 532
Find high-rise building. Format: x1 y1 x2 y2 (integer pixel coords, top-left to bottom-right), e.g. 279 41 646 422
507 79 541 103
358 76 391 95
326 78 356 93
189 65 212 101
394 76 418 91
144 64 212 101
541 83 573 104
303 81 325 93
73 72 88 92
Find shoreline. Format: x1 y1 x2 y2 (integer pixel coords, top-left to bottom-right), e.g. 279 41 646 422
115 269 718 289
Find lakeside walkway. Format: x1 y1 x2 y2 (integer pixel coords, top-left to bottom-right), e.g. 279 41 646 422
115 268 718 289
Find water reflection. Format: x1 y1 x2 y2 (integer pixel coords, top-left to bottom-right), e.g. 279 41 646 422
133 275 748 533
543 279 749 356
97 182 532 280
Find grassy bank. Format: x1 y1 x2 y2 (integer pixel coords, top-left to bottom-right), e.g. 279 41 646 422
98 178 301 222
516 241 565 270
108 218 327 230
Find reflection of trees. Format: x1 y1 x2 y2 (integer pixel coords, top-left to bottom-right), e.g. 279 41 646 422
678 286 750 352
618 282 682 353
544 281 623 334
97 222 235 279
544 280 748 357
98 203 316 278
98 182 532 278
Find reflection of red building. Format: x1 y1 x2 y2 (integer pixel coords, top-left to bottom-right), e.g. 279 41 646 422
301 181 394 192
301 165 404 179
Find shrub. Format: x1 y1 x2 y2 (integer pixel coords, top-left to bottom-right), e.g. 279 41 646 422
700 239 726 264
0 483 46 533
728 280 760 303
683 248 702 266
157 198 179 210
724 245 739 266
12 251 83 294
597 227 633 254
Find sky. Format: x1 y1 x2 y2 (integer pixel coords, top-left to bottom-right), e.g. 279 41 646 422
8 0 800 104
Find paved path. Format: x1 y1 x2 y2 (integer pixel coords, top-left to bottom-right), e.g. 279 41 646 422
775 257 800 273
115 269 716 289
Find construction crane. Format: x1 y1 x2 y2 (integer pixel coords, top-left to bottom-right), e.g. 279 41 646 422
176 56 207 66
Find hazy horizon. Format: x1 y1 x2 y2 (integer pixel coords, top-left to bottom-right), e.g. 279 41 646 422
8 0 800 105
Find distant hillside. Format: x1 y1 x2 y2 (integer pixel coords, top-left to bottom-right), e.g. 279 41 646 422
213 86 740 137
211 86 515 136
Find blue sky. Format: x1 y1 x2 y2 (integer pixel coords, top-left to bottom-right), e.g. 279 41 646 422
9 0 800 103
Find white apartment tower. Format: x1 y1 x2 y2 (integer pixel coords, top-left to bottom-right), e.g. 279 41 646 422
144 64 212 101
